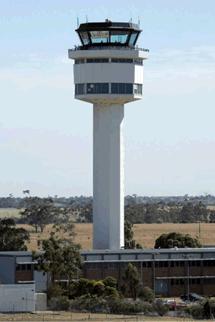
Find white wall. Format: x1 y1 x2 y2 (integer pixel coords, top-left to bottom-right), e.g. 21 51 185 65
74 63 143 84
93 104 124 249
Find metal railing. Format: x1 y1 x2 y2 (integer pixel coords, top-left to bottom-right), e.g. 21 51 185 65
69 46 149 52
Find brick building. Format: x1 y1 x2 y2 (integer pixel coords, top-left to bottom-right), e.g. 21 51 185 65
82 248 215 297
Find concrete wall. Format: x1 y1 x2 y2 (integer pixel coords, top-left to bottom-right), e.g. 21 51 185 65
34 270 48 292
74 63 143 84
0 284 35 312
93 104 124 250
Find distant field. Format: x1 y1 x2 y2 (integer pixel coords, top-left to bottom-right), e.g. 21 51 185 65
0 208 21 218
1 207 214 250
20 222 215 251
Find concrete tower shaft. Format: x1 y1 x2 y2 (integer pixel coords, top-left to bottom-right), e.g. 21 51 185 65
69 21 148 250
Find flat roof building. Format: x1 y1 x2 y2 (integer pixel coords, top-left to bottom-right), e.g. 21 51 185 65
81 248 215 297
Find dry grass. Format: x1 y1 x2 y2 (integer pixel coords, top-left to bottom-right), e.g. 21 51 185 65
0 208 21 218
22 222 215 251
0 311 199 321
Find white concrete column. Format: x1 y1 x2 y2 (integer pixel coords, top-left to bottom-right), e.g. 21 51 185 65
93 103 124 250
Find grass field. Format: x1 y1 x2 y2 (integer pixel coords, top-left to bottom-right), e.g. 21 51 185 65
0 312 201 321
20 222 215 251
0 208 21 218
0 208 214 250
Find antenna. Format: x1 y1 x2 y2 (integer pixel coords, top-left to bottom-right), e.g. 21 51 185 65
138 17 140 27
77 17 79 28
86 15 88 23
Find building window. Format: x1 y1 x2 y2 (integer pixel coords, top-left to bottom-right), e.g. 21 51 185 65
134 84 142 95
75 84 85 95
134 58 143 65
16 264 32 271
203 260 215 266
111 58 133 63
75 59 85 64
87 83 109 94
86 58 109 63
111 83 133 94
16 264 21 271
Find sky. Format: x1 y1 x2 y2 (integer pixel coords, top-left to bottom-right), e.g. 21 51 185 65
0 0 215 197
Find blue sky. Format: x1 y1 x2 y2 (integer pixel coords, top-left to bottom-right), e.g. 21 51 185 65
0 0 215 197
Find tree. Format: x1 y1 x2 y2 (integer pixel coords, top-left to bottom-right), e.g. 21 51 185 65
124 219 142 249
0 218 29 251
21 197 63 232
122 263 140 299
154 232 201 249
124 220 135 249
36 233 82 288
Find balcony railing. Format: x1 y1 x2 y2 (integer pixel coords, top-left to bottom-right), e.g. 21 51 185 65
69 45 149 52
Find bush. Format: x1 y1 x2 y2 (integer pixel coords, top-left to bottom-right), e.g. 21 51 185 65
47 283 64 299
108 298 153 314
104 286 120 299
138 286 155 302
188 298 215 319
154 232 201 249
70 294 108 313
93 281 105 296
188 304 204 319
103 276 117 288
69 277 120 299
49 296 70 310
153 300 169 316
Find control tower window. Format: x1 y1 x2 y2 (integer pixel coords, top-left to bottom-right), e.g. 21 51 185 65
90 31 109 44
87 83 109 94
75 84 85 95
111 83 133 94
110 30 128 44
129 32 138 46
80 32 90 45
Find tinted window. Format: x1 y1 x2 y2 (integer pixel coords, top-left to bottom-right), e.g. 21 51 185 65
111 58 133 63
79 32 90 45
75 59 85 64
111 83 133 94
110 30 129 44
129 32 138 46
87 83 109 94
90 31 109 44
75 84 85 95
86 58 109 63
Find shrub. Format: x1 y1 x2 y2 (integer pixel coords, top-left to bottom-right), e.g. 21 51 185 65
188 298 215 320
153 300 169 316
104 286 120 299
103 276 117 288
70 294 108 313
108 298 153 314
138 286 155 302
47 283 64 299
93 281 105 296
49 296 70 310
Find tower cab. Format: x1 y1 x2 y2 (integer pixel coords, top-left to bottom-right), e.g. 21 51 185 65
68 20 148 104
76 20 141 49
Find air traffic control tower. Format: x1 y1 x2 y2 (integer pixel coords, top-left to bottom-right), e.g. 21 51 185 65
69 20 148 250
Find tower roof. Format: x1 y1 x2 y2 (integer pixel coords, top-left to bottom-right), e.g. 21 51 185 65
75 20 142 49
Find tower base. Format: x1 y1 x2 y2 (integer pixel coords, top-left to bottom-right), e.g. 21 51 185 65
93 103 124 250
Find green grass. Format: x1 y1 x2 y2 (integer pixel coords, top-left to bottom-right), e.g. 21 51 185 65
0 208 21 218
